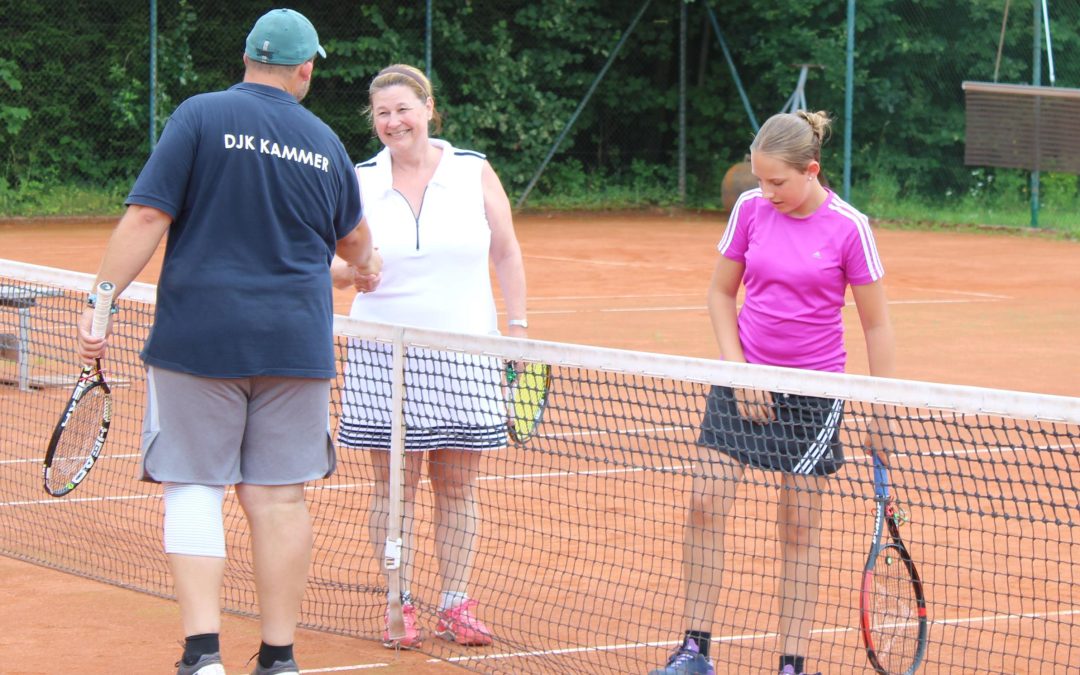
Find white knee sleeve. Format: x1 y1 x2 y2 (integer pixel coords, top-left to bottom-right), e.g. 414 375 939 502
163 483 227 558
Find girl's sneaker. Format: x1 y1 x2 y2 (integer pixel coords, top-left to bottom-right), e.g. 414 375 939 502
649 639 715 675
434 598 493 646
382 602 423 649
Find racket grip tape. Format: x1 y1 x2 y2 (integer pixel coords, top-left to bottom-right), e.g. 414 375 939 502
90 281 115 339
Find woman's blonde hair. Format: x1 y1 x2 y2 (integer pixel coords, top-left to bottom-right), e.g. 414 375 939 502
365 63 443 133
749 110 832 171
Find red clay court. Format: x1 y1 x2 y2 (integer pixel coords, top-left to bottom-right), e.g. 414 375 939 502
1 213 1077 674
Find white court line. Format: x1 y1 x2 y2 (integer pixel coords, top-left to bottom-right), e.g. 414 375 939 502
0 452 140 466
906 286 1014 300
544 424 693 439
876 298 1000 306
1 493 158 507
525 307 691 315
526 254 642 267
309 440 1074 500
524 297 1003 315
299 665 392 673
524 287 1014 302
3 427 1067 508
529 293 701 301
296 438 1080 499
525 254 697 272
293 606 1080 671
524 258 1019 302
3 423 1074 671
599 305 707 313
0 456 40 466
430 607 1080 666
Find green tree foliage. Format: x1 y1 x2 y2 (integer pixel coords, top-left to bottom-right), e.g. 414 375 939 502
0 59 31 137
1 0 1078 209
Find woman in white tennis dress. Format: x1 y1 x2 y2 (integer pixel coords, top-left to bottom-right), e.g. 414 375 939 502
331 64 527 651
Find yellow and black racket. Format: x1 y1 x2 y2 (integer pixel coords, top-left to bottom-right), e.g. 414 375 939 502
506 361 551 444
43 281 115 497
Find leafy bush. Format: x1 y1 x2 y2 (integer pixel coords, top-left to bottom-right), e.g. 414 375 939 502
1 0 1079 228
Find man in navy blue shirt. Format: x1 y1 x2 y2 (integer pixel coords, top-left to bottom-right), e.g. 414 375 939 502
76 9 381 675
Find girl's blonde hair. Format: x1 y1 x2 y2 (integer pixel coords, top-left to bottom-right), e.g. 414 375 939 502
749 110 832 171
365 63 443 133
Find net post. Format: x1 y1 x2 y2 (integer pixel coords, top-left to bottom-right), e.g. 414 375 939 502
384 326 407 640
17 305 29 392
1030 0 1042 228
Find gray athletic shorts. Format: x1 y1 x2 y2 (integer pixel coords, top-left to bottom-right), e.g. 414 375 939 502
140 366 335 485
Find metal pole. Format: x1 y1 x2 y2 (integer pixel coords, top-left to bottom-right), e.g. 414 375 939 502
17 308 29 392
515 0 653 209
678 0 686 204
704 4 758 133
149 0 157 152
425 0 432 78
993 0 1011 82
1041 0 1054 85
383 327 407 640
843 0 855 202
1030 0 1041 228
781 65 810 114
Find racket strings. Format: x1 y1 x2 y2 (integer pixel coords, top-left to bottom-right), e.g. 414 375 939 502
869 545 921 670
48 388 109 482
508 363 552 441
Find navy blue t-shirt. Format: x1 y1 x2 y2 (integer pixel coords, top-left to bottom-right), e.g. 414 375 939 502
127 82 361 378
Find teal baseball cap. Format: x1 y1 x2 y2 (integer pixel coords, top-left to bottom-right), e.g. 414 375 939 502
245 9 327 65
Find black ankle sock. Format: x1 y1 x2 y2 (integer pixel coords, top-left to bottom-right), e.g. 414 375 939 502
182 633 220 666
685 630 711 658
780 655 806 674
258 642 294 668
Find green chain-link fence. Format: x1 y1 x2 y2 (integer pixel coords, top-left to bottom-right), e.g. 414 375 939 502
2 0 1078 229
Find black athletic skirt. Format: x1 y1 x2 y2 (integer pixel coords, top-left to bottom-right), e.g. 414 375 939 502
697 386 845 476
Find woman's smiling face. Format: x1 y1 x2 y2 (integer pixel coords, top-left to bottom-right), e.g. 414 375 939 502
371 84 432 149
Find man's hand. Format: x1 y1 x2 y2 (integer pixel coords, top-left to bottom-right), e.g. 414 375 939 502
75 306 109 365
354 248 383 277
352 268 381 294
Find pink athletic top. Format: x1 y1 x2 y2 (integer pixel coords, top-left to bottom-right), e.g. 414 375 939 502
718 188 884 372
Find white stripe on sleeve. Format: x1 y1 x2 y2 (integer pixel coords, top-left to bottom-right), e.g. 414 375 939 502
717 188 762 254
829 199 885 280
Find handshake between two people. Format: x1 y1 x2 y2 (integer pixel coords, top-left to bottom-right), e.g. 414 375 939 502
332 248 383 294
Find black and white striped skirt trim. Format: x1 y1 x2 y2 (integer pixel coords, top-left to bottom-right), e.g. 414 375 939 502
337 420 507 451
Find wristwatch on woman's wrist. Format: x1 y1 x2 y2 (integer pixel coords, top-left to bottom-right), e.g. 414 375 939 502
508 319 528 329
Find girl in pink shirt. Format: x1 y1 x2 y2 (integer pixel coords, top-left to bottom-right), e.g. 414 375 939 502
652 111 896 675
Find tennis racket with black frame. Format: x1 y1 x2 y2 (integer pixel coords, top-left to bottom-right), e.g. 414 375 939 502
505 361 551 444
860 451 929 675
43 280 115 497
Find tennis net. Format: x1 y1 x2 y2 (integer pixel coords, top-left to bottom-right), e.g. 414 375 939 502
1 258 1078 673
